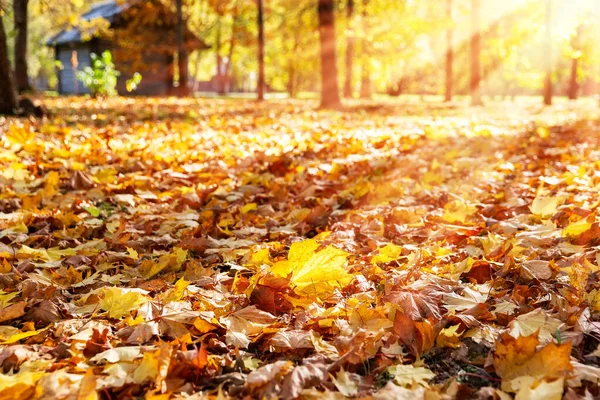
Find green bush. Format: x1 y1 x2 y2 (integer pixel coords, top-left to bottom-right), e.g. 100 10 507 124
77 51 142 97
77 51 119 97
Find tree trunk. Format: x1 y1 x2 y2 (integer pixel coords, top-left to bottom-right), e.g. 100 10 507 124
568 57 579 100
0 13 18 115
14 0 31 93
287 62 295 98
318 0 341 109
359 0 370 99
543 0 552 105
217 8 238 95
567 23 582 101
224 30 235 93
257 0 265 101
470 0 482 106
216 19 225 94
445 0 453 102
343 0 354 98
176 0 189 96
287 22 300 98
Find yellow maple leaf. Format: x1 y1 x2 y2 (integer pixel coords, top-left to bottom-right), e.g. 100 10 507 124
436 324 462 348
442 200 477 224
387 364 435 387
0 370 45 399
587 289 600 312
78 369 99 400
241 203 257 214
99 287 148 319
133 352 159 383
160 277 189 303
270 239 352 298
371 243 403 265
126 247 139 260
529 194 563 218
562 217 592 237
247 247 272 267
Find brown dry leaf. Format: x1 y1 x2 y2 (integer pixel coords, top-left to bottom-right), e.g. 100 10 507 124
280 363 328 399
246 360 293 391
0 301 26 323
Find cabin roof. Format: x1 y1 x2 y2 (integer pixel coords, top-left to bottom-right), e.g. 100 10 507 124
46 0 205 48
46 1 129 45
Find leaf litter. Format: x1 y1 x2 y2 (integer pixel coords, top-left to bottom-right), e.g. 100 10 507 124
0 98 599 398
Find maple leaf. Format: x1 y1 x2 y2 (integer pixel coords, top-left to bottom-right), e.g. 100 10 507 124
270 239 353 298
436 324 462 348
133 352 159 383
444 286 489 313
0 369 45 399
331 368 359 397
503 376 564 400
221 306 277 349
493 332 572 381
562 217 593 237
508 309 564 342
78 370 99 400
529 194 563 218
246 360 293 391
442 200 477 224
387 364 435 387
98 287 149 319
280 363 328 399
90 347 144 363
371 243 403 264
374 382 428 399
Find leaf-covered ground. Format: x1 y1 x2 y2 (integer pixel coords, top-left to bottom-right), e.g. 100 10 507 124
1 98 600 399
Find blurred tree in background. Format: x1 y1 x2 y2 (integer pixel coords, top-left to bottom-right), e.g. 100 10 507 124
1 0 600 106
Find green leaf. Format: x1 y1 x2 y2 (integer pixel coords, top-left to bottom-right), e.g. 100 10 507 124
85 206 101 217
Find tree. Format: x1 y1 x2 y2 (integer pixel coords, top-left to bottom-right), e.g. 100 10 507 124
343 0 354 98
470 0 482 106
176 0 189 96
257 0 265 101
318 0 341 108
567 24 582 100
445 0 453 102
543 0 552 105
0 10 18 114
14 0 31 93
359 0 370 99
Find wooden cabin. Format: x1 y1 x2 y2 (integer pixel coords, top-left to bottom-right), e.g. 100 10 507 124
46 0 207 96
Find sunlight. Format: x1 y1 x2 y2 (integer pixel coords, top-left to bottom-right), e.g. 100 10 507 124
3 0 600 398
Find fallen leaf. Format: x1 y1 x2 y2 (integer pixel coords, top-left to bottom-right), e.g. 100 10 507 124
331 367 358 397
493 332 572 381
530 195 563 218
98 287 149 319
270 239 352 298
387 364 435 387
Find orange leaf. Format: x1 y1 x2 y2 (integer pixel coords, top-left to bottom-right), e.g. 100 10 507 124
493 331 572 381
